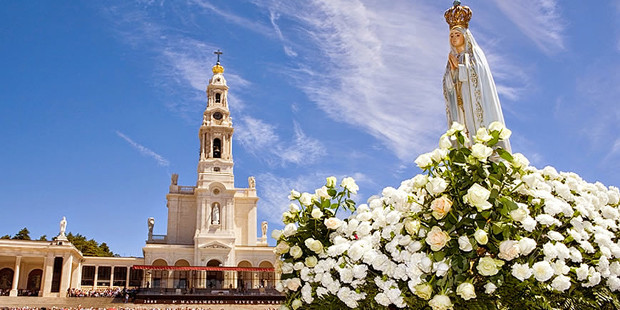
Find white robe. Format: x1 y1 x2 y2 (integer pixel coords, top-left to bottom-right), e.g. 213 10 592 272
443 28 511 152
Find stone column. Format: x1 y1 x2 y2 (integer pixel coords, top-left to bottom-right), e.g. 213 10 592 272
93 266 99 289
40 254 54 297
9 256 21 296
125 267 130 288
72 263 82 289
109 266 115 288
60 254 73 295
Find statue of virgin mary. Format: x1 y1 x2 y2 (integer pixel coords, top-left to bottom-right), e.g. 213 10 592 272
442 1 511 152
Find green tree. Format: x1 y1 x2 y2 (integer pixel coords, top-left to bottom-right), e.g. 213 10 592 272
38 235 48 241
0 235 10 239
13 228 31 240
66 232 114 257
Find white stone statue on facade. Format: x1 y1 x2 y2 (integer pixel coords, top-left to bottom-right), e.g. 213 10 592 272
442 1 511 152
59 216 67 237
212 204 220 225
261 221 268 238
248 176 256 189
147 217 155 237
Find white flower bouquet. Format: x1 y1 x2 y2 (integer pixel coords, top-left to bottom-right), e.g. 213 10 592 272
274 122 620 310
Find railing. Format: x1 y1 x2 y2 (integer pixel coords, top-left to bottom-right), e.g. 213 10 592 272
147 235 167 244
178 186 196 194
169 185 196 195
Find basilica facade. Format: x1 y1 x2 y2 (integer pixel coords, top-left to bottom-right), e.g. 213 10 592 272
0 60 276 298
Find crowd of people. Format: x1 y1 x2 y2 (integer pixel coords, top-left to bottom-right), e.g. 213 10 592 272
0 306 279 310
67 288 124 298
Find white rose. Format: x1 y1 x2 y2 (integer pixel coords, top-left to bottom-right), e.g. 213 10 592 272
271 229 283 240
477 257 503 276
488 121 511 140
405 219 421 235
289 245 303 259
291 299 302 309
456 282 476 300
304 238 324 254
341 177 359 194
471 143 494 161
275 241 290 254
484 282 497 294
425 226 451 251
551 275 571 292
474 229 488 245
518 237 537 255
431 196 453 220
458 235 473 252
299 193 313 206
311 207 324 219
510 205 528 222
498 240 520 261
289 190 300 200
305 256 318 267
475 127 492 143
412 174 429 188
283 223 297 237
324 217 343 230
415 153 433 169
282 211 293 221
449 122 465 133
315 186 330 199
532 261 554 282
288 203 300 212
285 278 302 291
281 263 294 274
464 184 492 211
326 176 337 188
426 177 448 196
511 263 532 281
428 294 453 310
413 283 433 300
511 153 530 169
439 134 452 149
431 148 448 162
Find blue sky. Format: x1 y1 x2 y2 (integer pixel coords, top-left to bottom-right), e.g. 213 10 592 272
1 1 619 257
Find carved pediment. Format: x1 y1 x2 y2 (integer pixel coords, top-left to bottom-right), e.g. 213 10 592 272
200 241 231 249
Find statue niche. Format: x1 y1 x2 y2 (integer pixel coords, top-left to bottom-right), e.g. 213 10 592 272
211 202 220 225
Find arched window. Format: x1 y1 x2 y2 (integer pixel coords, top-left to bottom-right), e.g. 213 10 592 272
211 202 220 225
213 138 221 158
215 93 221 103
0 268 14 291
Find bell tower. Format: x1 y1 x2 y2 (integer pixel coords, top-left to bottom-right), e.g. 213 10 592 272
197 51 234 189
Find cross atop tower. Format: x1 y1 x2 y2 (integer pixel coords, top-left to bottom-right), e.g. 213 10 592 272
214 50 223 64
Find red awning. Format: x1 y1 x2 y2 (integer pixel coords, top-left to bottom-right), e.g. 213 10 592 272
132 265 274 272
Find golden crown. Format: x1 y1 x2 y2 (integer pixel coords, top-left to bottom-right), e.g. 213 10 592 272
212 63 224 74
444 0 472 29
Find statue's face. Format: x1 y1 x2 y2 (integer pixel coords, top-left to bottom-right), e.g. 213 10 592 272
450 29 465 49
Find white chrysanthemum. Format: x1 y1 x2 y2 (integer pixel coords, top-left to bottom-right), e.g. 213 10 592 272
576 264 590 281
551 275 571 292
511 263 532 281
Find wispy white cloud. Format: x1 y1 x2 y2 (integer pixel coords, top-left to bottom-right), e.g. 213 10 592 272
235 117 325 166
191 0 274 36
116 131 170 166
492 0 565 55
260 1 448 161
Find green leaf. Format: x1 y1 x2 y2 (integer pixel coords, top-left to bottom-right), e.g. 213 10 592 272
497 148 514 162
433 251 446 261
